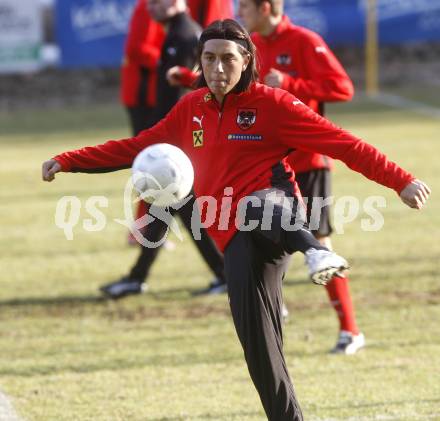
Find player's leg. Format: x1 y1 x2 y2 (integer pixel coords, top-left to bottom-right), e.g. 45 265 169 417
127 200 148 246
296 169 364 354
318 235 365 354
225 230 303 421
100 210 169 299
177 195 227 295
126 104 154 245
244 188 349 285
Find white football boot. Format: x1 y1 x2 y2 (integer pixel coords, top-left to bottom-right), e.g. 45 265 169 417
331 331 366 355
305 248 349 285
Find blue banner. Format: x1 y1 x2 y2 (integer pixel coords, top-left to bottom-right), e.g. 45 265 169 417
55 0 136 68
284 1 364 45
285 0 440 46
55 0 440 68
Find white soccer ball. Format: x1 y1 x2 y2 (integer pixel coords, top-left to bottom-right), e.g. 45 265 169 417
132 143 194 206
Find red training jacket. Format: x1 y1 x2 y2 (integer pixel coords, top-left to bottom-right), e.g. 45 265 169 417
187 0 234 27
120 0 165 107
54 83 413 252
252 16 354 173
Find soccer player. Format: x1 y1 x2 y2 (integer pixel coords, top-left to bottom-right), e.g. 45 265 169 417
121 0 164 246
42 20 430 421
101 0 226 299
119 0 235 296
237 0 365 353
121 0 164 137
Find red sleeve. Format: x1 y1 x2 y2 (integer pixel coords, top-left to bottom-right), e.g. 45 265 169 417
276 92 414 194
187 0 234 27
280 31 354 103
178 66 199 88
124 0 164 69
54 102 184 173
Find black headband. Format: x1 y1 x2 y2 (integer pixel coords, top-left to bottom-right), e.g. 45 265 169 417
200 35 249 52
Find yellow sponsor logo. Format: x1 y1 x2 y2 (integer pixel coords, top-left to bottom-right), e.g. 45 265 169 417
193 130 203 147
204 92 213 102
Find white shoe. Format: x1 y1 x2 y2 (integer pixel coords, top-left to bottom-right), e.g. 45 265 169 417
305 248 349 285
331 331 365 355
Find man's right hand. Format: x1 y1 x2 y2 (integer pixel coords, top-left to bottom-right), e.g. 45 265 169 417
166 66 183 87
42 159 62 182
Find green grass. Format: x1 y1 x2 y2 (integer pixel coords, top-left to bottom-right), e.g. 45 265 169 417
1 96 440 421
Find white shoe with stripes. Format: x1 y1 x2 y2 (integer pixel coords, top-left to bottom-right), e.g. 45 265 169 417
305 248 349 285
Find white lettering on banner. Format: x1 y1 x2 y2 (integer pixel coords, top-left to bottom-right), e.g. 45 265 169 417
71 0 134 42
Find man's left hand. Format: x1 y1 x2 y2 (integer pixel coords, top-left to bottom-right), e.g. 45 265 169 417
264 68 284 88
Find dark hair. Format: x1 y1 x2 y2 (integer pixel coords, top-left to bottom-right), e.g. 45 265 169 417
196 19 259 94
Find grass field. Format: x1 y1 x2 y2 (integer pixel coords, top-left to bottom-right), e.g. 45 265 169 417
0 93 440 421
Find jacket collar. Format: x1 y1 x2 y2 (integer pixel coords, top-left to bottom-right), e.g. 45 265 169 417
201 83 259 109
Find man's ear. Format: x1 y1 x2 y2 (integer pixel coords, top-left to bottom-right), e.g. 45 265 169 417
242 54 251 71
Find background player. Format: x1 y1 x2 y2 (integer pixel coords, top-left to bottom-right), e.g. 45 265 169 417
238 0 364 354
123 0 234 246
100 0 226 299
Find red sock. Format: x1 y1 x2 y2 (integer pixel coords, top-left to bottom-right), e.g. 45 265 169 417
135 200 147 220
128 201 148 244
325 276 359 335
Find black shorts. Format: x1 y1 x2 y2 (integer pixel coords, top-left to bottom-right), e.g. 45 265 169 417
295 168 333 237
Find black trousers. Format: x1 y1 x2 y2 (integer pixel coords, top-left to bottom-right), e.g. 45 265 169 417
224 189 326 421
127 105 154 136
295 169 333 237
129 195 225 283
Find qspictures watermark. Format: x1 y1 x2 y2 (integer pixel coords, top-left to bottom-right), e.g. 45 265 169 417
54 175 387 246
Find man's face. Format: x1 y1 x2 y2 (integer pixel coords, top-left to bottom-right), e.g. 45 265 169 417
147 0 174 23
201 39 250 101
238 0 265 33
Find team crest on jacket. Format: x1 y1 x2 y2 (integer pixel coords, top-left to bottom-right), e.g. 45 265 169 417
236 108 257 130
276 54 292 66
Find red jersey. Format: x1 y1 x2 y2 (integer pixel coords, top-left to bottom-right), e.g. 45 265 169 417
54 83 413 252
252 16 354 173
120 0 165 107
187 0 234 27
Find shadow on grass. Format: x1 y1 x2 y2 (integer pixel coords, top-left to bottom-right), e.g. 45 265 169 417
0 351 241 378
0 289 231 320
0 285 222 308
0 294 104 308
316 397 440 411
144 410 263 420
